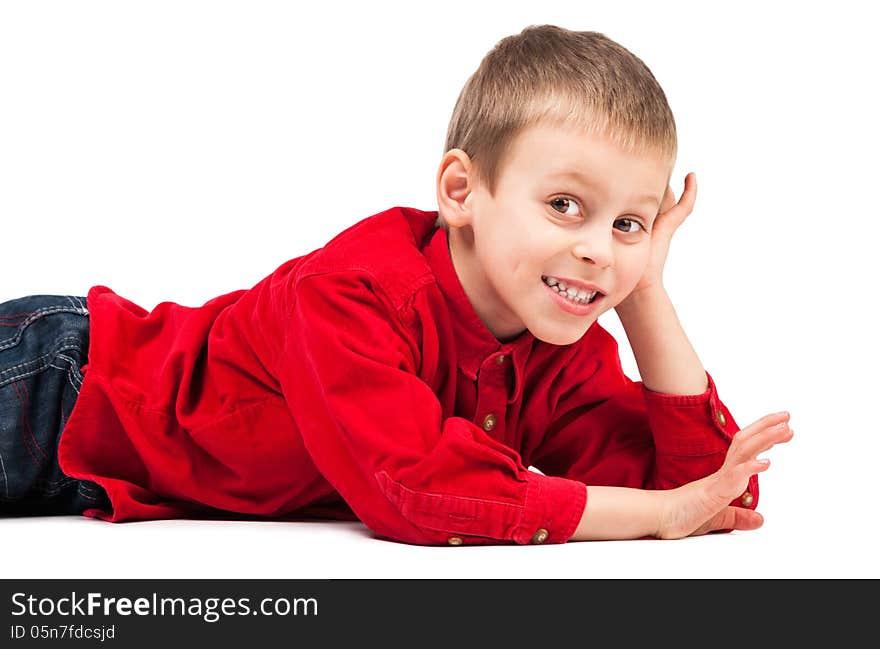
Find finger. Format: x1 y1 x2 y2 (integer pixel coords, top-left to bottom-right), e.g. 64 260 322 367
734 415 793 451
731 507 764 531
733 423 794 464
692 506 764 536
723 458 772 490
732 410 791 444
658 184 676 214
654 173 697 232
679 172 697 213
722 506 764 532
715 457 772 497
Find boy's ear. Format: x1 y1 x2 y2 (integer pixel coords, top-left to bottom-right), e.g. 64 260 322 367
436 148 475 228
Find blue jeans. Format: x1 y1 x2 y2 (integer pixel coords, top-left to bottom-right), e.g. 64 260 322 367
0 294 110 515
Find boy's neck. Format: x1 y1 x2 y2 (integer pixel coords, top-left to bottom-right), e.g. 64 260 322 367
445 226 528 344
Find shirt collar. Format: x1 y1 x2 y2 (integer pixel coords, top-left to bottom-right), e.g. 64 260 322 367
422 220 533 402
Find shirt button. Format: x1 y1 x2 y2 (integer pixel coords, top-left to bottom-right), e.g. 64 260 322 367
447 537 463 546
531 528 549 544
496 354 507 365
481 413 497 431
716 409 727 426
740 492 754 507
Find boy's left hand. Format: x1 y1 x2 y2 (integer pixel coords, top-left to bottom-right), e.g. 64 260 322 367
625 172 698 296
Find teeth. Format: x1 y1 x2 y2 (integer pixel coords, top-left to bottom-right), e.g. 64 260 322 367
543 276 598 304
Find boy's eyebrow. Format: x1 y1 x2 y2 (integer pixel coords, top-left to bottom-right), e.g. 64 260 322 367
549 170 661 208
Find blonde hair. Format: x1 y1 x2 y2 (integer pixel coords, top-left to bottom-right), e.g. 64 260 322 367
438 25 677 228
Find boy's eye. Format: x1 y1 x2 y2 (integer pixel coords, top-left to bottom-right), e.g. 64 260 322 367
614 218 645 234
549 196 580 217
550 197 646 233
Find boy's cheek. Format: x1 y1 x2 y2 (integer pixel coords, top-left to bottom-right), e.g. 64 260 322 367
624 259 650 291
610 268 647 308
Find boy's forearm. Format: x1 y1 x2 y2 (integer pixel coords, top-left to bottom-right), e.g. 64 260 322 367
614 286 708 395
569 486 663 541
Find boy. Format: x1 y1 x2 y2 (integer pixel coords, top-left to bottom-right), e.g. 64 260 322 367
0 25 791 545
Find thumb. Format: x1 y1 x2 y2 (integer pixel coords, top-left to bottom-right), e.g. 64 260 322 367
694 506 764 536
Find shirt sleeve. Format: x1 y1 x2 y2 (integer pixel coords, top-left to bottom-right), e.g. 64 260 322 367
529 328 758 513
277 272 587 546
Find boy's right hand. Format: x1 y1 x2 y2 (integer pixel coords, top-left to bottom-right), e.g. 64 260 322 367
656 411 794 539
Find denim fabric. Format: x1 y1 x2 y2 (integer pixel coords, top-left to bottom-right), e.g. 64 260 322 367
0 294 110 516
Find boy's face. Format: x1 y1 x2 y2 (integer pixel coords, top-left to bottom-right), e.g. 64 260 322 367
438 121 671 345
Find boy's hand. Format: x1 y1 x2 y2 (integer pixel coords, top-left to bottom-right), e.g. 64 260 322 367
625 171 698 297
655 411 794 539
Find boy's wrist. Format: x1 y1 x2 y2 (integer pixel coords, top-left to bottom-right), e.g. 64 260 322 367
569 485 666 541
649 488 666 539
614 283 667 320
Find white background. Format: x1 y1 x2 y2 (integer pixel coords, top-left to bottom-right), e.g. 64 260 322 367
1 0 877 578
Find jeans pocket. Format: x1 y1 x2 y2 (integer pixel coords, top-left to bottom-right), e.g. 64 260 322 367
0 295 91 505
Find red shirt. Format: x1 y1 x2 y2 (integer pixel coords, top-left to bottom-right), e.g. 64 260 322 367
58 205 756 546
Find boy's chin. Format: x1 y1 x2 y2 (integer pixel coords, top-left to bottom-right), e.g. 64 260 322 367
530 320 596 346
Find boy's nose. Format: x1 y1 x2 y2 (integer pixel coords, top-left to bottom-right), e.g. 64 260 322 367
572 236 613 269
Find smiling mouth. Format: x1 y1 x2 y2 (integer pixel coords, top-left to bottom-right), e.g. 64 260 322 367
541 276 603 304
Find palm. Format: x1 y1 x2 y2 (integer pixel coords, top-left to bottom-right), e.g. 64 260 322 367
656 410 793 540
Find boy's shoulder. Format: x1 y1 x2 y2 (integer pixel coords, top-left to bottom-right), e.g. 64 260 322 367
295 205 439 311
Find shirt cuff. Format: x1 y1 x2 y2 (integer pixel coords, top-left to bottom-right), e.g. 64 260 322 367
512 472 587 545
374 469 586 545
640 370 737 456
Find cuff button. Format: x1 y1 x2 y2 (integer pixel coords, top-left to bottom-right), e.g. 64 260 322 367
740 492 754 507
716 409 727 427
447 536 463 546
530 528 549 544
